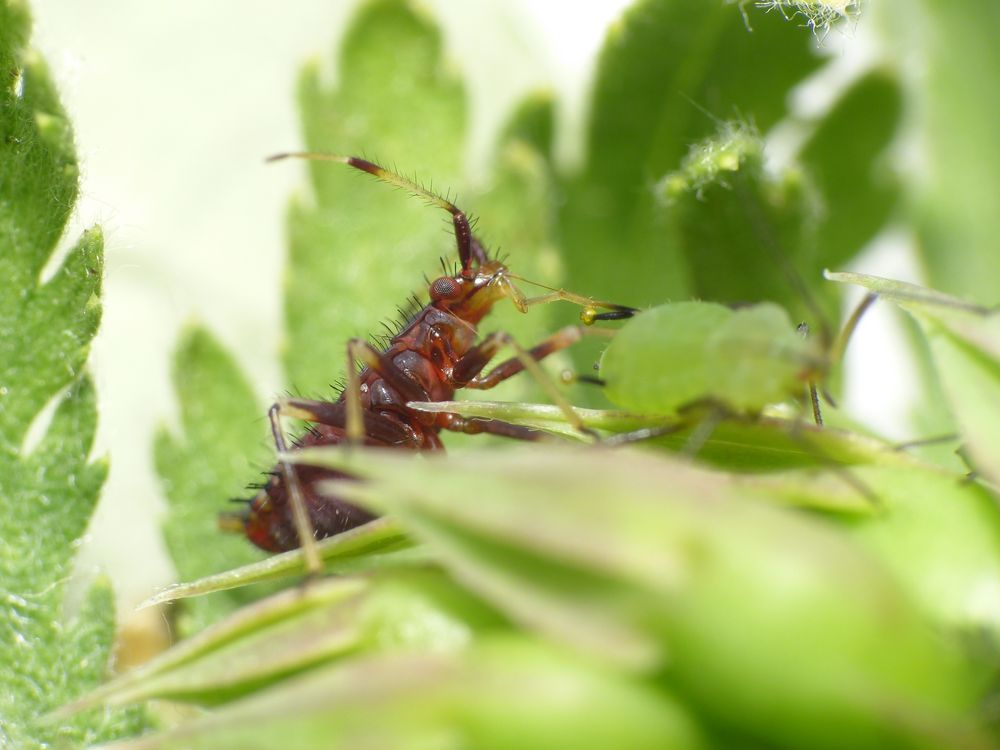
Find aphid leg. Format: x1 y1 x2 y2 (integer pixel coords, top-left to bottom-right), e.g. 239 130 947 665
599 422 688 447
681 406 727 457
454 326 597 439
808 384 823 426
828 292 878 370
344 338 428 444
268 403 323 575
796 322 825 426
560 370 607 388
599 402 728 457
801 292 878 425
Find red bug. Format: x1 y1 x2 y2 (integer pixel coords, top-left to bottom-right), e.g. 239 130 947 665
222 154 635 572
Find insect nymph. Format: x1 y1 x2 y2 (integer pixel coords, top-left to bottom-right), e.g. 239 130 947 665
222 154 635 572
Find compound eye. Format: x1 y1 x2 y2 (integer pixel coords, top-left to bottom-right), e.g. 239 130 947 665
430 276 463 302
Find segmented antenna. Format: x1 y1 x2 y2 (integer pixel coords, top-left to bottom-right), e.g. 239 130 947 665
266 152 481 270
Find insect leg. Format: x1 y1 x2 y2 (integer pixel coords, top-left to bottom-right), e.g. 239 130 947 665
344 339 428 444
454 326 596 438
828 292 878 371
801 291 878 425
268 402 323 575
280 397 420 447
440 414 549 442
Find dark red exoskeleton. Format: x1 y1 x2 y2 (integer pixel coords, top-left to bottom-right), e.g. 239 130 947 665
223 155 635 571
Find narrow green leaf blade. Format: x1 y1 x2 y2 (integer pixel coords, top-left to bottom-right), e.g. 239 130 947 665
143 517 419 605
66 570 509 713
94 637 704 750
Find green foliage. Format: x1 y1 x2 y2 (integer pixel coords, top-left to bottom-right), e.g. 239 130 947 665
0 0 146 745
830 272 1000 486
154 328 276 635
557 0 824 313
877 0 1000 305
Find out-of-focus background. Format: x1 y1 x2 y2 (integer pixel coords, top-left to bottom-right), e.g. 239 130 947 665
28 0 632 610
28 1 902 612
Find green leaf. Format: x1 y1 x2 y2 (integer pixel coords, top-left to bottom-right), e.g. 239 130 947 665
407 399 915 474
94 636 704 750
558 0 823 313
305 446 987 749
144 518 420 605
876 0 1000 304
659 70 902 331
659 122 825 324
285 0 466 392
63 570 509 712
828 272 1000 486
496 90 555 163
0 2 145 744
154 327 277 635
796 70 902 274
844 466 1000 640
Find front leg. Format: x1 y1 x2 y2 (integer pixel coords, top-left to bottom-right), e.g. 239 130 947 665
279 397 421 447
452 327 595 438
344 338 428 445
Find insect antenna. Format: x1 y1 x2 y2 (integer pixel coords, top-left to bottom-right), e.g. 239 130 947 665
266 151 486 271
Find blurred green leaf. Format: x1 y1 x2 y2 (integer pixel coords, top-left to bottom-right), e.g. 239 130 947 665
408 398 914 473
154 327 276 635
496 90 555 164
829 272 1000 486
64 570 509 713
658 122 821 322
0 2 145 744
845 466 1000 640
660 70 901 331
307 446 986 749
877 0 1000 304
96 636 705 750
797 70 902 273
285 0 466 392
61 578 369 712
558 0 823 313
